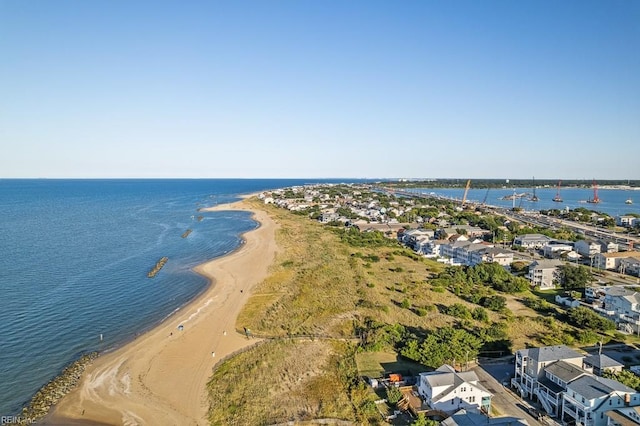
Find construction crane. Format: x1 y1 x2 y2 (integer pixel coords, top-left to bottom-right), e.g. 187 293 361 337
481 188 490 205
461 179 471 206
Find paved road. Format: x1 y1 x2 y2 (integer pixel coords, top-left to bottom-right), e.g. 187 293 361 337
473 361 546 425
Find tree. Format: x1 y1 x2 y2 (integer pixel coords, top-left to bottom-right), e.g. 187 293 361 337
567 307 616 332
412 413 439 426
386 386 403 405
481 295 507 312
603 369 640 391
400 327 482 369
559 264 591 289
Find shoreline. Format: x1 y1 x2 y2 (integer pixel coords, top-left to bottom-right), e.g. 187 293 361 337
43 196 277 425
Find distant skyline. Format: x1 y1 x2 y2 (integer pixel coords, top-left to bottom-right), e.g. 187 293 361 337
1 1 639 179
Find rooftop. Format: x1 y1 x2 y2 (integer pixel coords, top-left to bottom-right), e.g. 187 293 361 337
583 354 624 370
545 360 588 383
568 375 636 400
527 345 584 363
441 408 529 426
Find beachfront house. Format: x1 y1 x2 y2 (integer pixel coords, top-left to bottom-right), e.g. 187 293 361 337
605 406 640 425
603 287 640 334
582 354 624 377
526 259 563 290
440 408 528 425
418 365 492 415
513 345 584 401
561 375 639 426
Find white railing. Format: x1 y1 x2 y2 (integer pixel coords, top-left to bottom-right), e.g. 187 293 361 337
535 388 554 415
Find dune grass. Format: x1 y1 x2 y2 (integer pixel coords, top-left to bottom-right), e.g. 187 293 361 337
208 198 593 424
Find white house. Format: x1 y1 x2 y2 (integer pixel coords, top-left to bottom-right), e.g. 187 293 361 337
513 345 584 401
543 241 574 259
514 234 553 249
620 257 640 277
469 247 513 267
575 240 602 258
562 375 639 426
605 406 640 425
440 408 528 425
418 365 492 415
536 360 589 417
616 215 638 228
526 259 563 290
603 286 640 333
594 252 640 271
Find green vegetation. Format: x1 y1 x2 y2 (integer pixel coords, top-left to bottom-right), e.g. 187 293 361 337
559 264 592 289
400 326 482 369
603 369 640 391
207 192 634 425
567 307 616 332
338 227 400 248
386 386 403 405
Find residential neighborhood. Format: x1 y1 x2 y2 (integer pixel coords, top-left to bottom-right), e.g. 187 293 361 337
259 183 640 425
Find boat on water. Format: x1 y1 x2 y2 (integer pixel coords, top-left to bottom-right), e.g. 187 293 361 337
586 179 601 204
626 198 633 205
552 180 563 202
530 177 539 201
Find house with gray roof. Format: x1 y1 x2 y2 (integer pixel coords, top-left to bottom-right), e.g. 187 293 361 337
513 345 584 402
562 375 640 426
469 247 514 267
536 361 590 416
525 259 563 290
440 408 528 426
583 354 624 377
605 406 640 425
514 345 640 424
604 287 640 334
513 234 553 249
418 365 492 415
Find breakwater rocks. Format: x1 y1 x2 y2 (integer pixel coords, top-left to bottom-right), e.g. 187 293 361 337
13 352 99 425
147 256 168 278
181 229 192 238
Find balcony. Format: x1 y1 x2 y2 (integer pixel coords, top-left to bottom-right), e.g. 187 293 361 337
620 314 640 325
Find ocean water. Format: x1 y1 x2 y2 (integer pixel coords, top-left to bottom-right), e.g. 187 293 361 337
415 187 640 217
0 179 356 415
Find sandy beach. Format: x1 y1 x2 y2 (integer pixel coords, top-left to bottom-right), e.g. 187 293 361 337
45 198 277 425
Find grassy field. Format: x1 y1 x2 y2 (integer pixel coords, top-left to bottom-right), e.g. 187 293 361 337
207 198 623 424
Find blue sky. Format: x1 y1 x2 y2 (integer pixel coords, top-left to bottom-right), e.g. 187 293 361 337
1 1 638 179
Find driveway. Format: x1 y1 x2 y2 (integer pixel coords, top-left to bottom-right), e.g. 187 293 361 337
474 360 546 425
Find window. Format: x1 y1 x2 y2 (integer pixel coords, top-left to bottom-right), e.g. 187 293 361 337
469 396 475 403
452 399 455 405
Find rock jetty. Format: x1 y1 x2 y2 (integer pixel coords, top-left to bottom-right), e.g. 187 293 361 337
181 229 192 238
147 256 168 278
11 352 99 425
